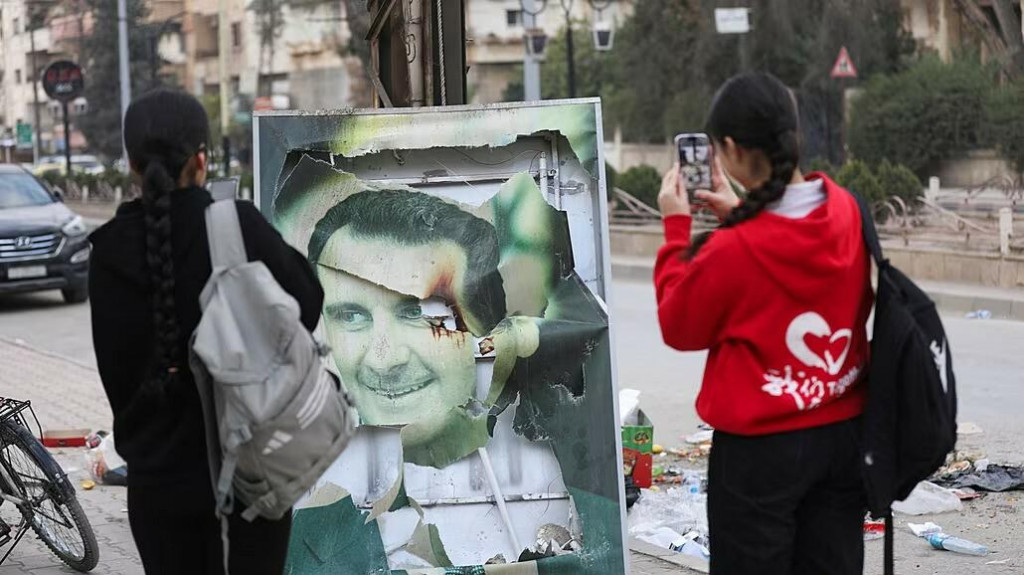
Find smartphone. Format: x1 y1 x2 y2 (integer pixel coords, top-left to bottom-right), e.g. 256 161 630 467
675 133 713 200
208 177 240 202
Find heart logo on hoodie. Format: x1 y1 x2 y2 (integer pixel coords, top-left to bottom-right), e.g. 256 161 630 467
785 312 852 376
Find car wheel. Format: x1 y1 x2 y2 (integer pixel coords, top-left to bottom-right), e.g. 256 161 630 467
61 285 89 304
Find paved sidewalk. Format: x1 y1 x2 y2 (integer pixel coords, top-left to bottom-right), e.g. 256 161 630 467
0 338 142 575
0 337 691 574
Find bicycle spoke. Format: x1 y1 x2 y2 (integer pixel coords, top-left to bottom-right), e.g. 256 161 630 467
0 437 87 560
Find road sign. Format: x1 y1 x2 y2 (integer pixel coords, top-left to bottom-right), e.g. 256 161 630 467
42 61 85 103
831 46 858 79
16 123 32 149
715 8 751 34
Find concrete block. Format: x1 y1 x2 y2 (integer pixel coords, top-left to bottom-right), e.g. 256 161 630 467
981 257 1002 287
915 253 946 282
1012 300 1024 322
997 260 1019 289
888 250 913 270
938 293 974 316
959 257 987 285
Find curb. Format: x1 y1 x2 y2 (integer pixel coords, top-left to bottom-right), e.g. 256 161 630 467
611 259 1024 321
0 336 99 373
629 537 708 574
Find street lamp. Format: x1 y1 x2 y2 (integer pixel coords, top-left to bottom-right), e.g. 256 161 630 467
525 28 549 60
593 20 613 52
519 0 618 99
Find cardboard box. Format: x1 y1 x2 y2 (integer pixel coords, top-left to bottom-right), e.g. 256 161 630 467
622 409 654 488
42 429 90 448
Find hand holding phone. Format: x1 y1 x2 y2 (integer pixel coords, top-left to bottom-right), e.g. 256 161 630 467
675 133 713 202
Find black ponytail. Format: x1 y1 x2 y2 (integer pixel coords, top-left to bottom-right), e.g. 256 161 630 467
688 73 800 259
124 90 209 394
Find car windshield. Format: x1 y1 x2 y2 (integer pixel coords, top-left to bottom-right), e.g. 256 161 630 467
0 172 54 209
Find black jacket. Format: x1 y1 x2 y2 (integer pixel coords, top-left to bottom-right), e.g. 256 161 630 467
89 186 323 492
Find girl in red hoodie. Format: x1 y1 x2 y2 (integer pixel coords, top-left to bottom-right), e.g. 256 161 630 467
656 72 872 575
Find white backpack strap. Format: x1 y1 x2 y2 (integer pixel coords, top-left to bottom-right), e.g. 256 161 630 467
205 200 248 269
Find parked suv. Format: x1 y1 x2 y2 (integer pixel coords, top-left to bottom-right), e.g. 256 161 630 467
0 165 90 303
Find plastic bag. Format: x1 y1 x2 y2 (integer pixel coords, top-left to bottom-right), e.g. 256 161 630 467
628 487 708 540
84 433 128 486
892 481 963 516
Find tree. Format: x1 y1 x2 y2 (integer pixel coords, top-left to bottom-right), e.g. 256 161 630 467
250 0 288 82
876 160 924 204
847 54 994 176
600 0 913 147
540 23 615 101
342 0 372 74
984 80 1024 175
951 0 1024 80
836 159 884 204
78 0 162 160
617 165 662 208
603 0 702 142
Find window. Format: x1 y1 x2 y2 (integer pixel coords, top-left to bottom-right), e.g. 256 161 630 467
13 17 20 35
231 22 241 48
15 69 21 84
0 172 55 209
506 9 522 27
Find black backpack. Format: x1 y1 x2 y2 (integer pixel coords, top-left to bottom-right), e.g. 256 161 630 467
853 192 958 575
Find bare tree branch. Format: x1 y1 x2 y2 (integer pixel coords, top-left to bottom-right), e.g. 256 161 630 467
950 0 1024 79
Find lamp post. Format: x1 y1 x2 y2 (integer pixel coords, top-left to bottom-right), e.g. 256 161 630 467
519 0 617 100
118 0 132 173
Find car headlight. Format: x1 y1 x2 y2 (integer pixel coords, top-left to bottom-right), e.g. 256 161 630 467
62 216 88 237
71 247 91 264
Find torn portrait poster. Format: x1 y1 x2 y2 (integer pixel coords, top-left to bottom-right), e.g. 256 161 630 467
253 100 626 574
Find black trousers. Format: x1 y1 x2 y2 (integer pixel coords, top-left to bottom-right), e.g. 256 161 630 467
128 481 292 575
708 417 866 575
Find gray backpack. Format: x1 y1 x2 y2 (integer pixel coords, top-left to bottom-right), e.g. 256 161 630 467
189 200 354 530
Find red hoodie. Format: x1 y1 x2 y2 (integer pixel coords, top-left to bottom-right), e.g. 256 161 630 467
655 174 872 436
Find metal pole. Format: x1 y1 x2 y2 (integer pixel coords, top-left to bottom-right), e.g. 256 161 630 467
739 32 749 71
118 0 132 172
30 28 41 166
62 101 72 177
218 0 231 176
565 8 575 98
522 0 541 101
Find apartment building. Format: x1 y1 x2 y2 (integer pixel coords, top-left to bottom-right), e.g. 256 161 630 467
1 0 366 162
183 0 368 114
0 2 72 161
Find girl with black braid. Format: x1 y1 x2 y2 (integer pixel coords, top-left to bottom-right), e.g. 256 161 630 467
655 73 874 575
89 90 324 574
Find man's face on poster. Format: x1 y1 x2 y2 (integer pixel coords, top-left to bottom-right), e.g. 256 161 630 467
317 227 485 426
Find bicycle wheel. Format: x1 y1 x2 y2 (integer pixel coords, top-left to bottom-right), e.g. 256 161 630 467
0 423 99 572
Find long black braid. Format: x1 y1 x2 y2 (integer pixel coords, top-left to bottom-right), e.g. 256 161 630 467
688 73 800 259
124 90 210 394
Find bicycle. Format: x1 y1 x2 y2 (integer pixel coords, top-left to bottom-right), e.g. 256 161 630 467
0 398 99 572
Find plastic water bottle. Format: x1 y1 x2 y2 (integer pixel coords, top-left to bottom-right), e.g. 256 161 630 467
683 473 701 496
926 533 988 556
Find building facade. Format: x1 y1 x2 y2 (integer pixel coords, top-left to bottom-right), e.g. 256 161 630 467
0 2 68 162
1 0 366 163
182 0 368 115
